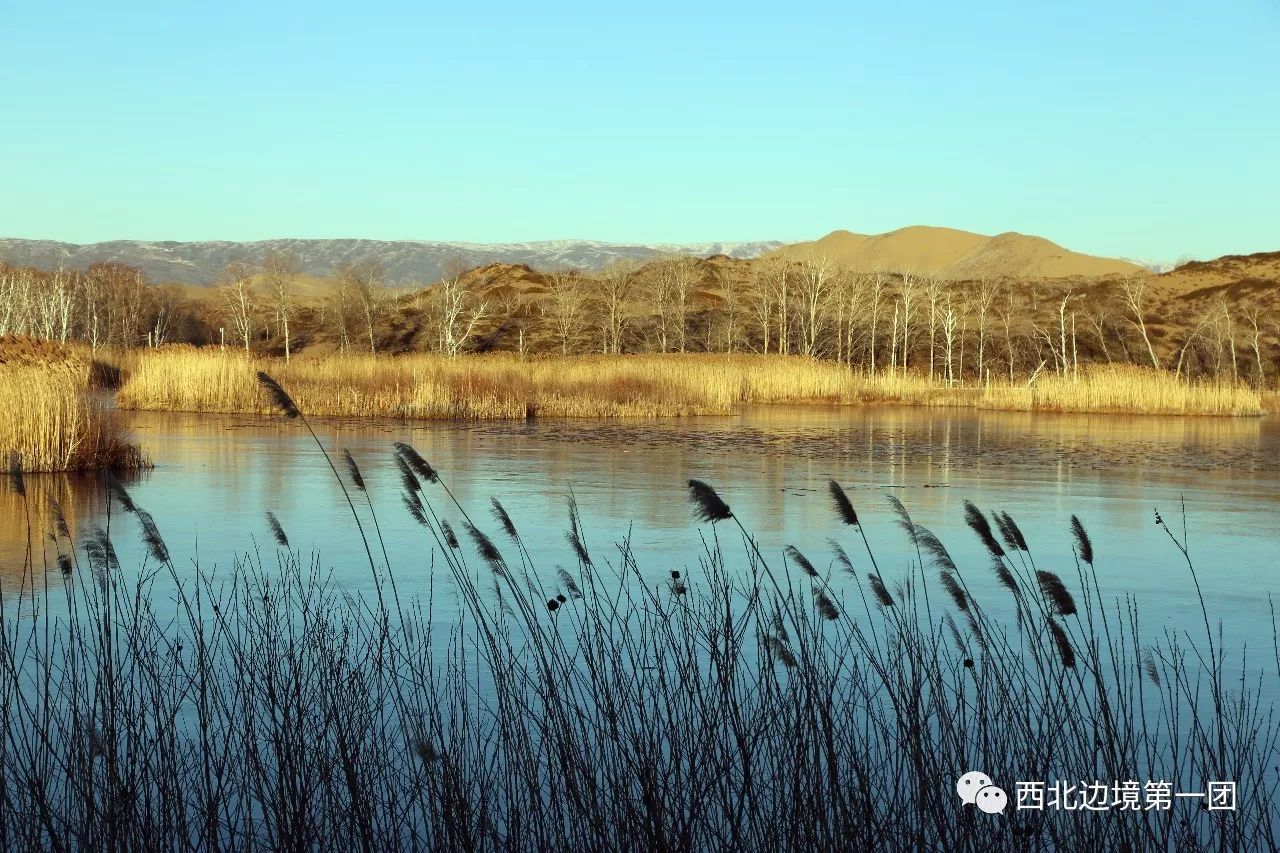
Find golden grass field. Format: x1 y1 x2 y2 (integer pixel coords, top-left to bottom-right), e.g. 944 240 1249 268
114 347 1267 419
0 337 146 472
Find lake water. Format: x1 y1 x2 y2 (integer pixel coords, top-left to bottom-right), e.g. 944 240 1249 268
4 406 1278 657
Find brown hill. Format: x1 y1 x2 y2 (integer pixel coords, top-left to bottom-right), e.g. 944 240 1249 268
1155 251 1280 301
773 225 1143 279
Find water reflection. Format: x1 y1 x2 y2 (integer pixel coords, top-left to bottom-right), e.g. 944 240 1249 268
2 408 1276 651
0 472 113 589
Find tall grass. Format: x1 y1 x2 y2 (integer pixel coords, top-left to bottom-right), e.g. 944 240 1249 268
0 395 1276 847
117 348 1266 419
0 337 146 472
982 365 1266 416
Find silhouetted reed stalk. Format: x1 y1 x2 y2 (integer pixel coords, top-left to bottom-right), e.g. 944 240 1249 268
256 371 378 581
0 437 1273 849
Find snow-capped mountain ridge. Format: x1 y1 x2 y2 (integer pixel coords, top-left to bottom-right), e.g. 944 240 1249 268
0 237 784 285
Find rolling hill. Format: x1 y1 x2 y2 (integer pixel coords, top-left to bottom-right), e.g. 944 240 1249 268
773 226 1144 279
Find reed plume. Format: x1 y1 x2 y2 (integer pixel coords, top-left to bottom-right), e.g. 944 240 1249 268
490 498 518 541
1047 618 1076 668
999 511 1028 551
966 611 989 653
1143 650 1161 687
565 494 592 566
868 573 895 608
915 526 956 572
687 480 732 523
394 454 421 493
265 511 289 547
939 571 969 613
104 470 137 514
393 442 439 483
993 559 1020 595
1036 570 1078 616
827 539 854 575
994 512 1027 552
342 449 366 492
828 480 858 526
764 635 798 668
814 588 840 621
1070 515 1094 564
556 567 583 599
964 501 1004 558
136 508 170 564
439 520 460 549
565 530 591 566
885 495 916 544
48 497 70 539
402 491 428 527
465 523 506 573
83 525 120 574
256 371 300 418
944 613 966 651
784 545 819 578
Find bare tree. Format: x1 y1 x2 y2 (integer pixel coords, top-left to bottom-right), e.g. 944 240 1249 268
1120 276 1160 369
1241 300 1268 384
898 271 919 371
940 293 959 382
336 259 384 354
757 258 792 355
148 284 181 347
715 267 742 353
866 270 889 373
836 270 869 366
796 256 838 357
263 250 301 361
972 276 1000 379
649 255 699 353
541 268 588 356
1057 291 1073 378
219 262 256 355
593 260 638 355
1081 283 1116 364
998 281 1018 381
1172 307 1213 377
433 261 489 357
921 273 946 380
747 264 776 354
1216 296 1239 382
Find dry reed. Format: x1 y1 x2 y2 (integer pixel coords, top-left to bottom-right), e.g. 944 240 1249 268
0 337 146 472
116 348 1266 419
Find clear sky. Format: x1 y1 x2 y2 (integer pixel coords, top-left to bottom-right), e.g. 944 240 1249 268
2 1 1277 261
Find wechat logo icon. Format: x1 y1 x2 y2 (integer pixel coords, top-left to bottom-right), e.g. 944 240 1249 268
957 771 1008 815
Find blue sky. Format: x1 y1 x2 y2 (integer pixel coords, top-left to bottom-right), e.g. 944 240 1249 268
2 1 1277 260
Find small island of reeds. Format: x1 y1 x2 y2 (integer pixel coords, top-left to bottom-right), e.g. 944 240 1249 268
0 337 147 473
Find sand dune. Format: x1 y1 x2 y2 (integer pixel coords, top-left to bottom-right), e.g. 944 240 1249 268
774 225 1143 279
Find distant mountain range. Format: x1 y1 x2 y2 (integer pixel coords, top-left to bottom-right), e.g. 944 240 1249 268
0 227 1172 285
0 237 785 286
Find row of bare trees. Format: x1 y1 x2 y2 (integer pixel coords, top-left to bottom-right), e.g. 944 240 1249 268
504 258 1277 385
0 261 186 350
4 252 1277 383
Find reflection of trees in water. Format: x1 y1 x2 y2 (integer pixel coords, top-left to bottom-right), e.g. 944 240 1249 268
0 472 112 591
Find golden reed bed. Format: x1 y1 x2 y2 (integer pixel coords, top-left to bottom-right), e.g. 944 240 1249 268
114 347 1266 418
0 337 146 472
